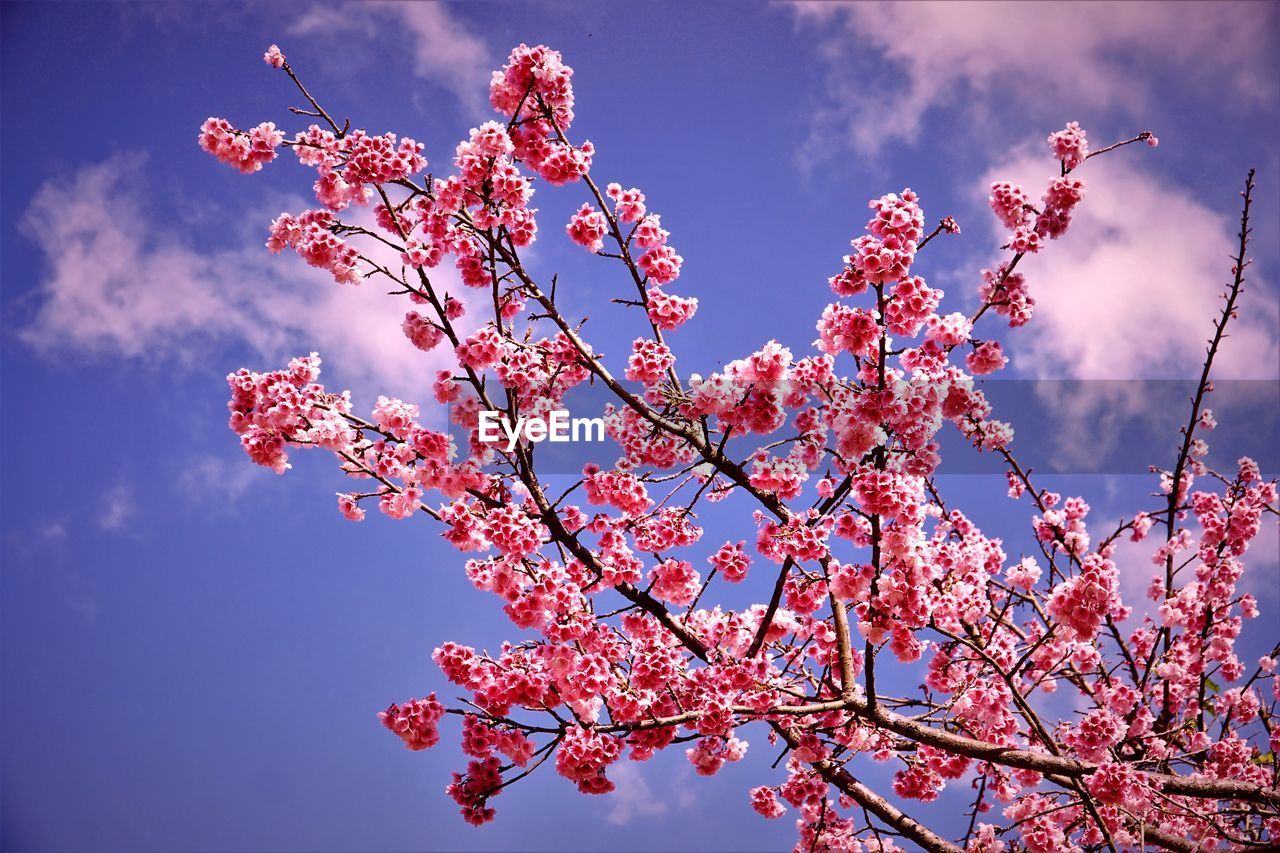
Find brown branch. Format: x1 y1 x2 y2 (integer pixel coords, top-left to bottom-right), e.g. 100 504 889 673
771 721 963 853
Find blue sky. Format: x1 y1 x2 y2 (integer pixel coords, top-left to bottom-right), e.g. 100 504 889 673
2 2 1278 850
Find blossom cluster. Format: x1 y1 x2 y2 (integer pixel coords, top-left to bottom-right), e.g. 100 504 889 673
198 118 283 174
205 40 1277 853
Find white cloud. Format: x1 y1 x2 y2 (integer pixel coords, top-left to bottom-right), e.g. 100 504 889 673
97 484 136 531
178 454 264 509
16 155 477 405
979 148 1279 381
605 762 666 825
1026 383 1159 471
289 2 492 116
791 1 1276 157
39 521 68 540
604 761 696 826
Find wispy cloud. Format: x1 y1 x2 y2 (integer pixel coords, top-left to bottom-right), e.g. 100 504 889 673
97 484 136 531
178 454 264 510
606 762 665 825
289 2 492 117
980 148 1278 381
38 521 68 541
790 1 1276 159
605 761 695 826
16 155 476 405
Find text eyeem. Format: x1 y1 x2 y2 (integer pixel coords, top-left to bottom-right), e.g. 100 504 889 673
476 410 606 452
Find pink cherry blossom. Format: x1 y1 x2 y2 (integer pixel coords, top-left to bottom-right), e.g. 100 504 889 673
263 44 285 68
380 695 445 750
205 41 1273 853
566 203 607 252
989 181 1030 230
337 493 366 522
649 558 702 606
606 183 646 223
750 785 787 818
708 541 752 583
1047 121 1089 170
199 118 283 174
646 286 697 330
966 340 1007 375
637 244 683 285
397 315 441 357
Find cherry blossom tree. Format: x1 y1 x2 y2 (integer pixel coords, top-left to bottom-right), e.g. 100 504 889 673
202 43 1278 851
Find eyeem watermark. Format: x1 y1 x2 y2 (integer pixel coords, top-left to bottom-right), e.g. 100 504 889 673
477 410 606 452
